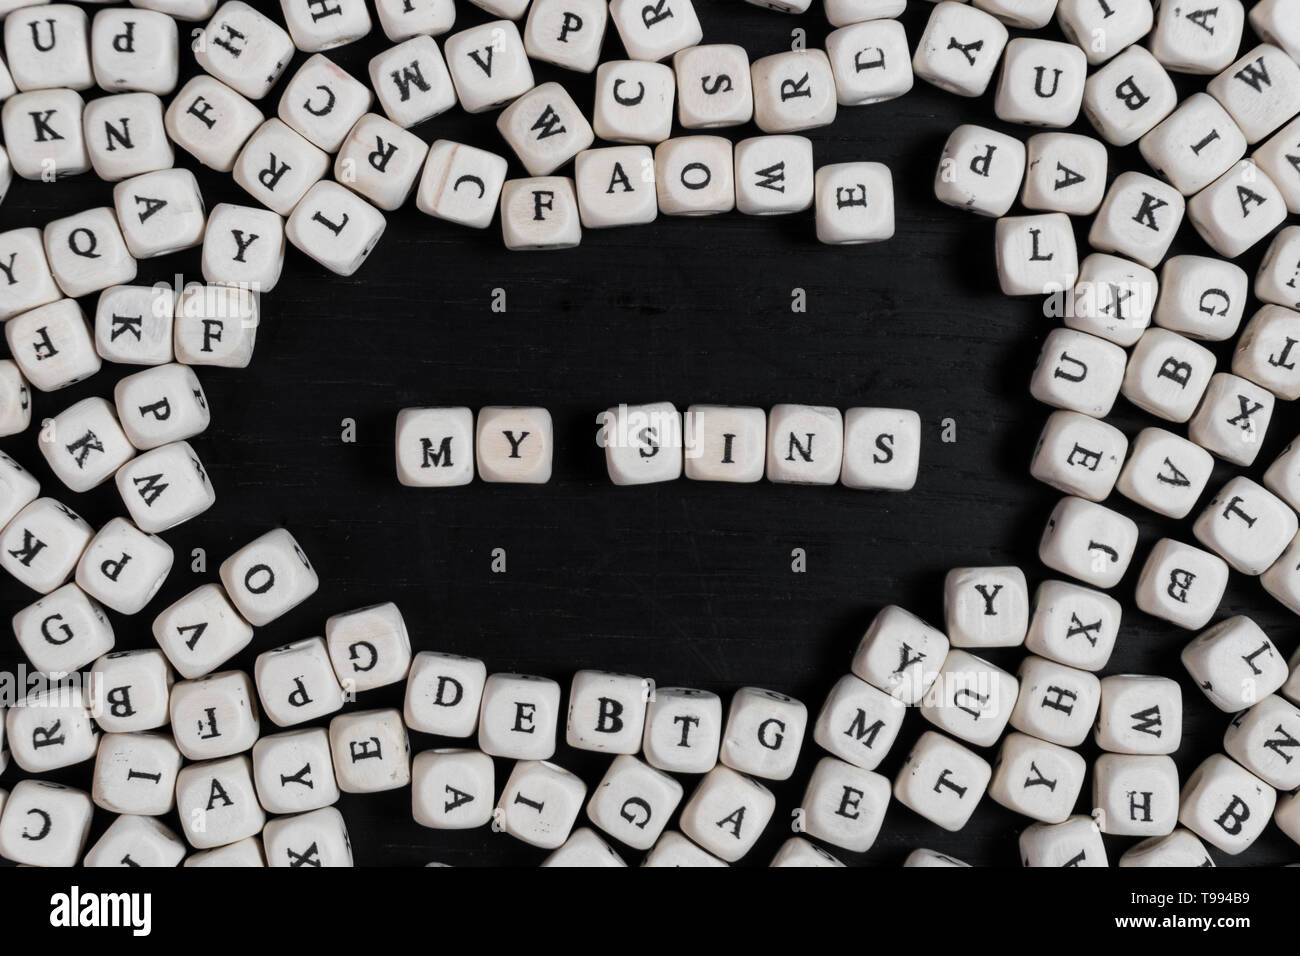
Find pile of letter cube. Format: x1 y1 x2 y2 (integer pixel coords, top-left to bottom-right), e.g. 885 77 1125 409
0 0 1297 868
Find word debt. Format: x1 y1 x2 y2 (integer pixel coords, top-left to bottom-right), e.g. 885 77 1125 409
395 403 922 490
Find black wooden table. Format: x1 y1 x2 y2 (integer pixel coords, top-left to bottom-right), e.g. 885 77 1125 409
0 0 1295 866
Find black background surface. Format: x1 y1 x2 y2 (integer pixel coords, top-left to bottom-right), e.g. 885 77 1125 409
0 0 1296 867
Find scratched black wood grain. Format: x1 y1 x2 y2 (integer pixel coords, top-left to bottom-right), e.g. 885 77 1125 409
0 0 1295 867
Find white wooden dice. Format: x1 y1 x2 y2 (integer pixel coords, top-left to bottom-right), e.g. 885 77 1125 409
566 669 650 753
281 0 372 53
893 730 991 831
1182 615 1287 712
585 753 683 849
1139 93 1246 196
1019 814 1107 866
328 708 410 792
798 756 890 852
814 161 894 244
1026 580 1122 672
593 59 675 143
152 583 253 679
219 527 319 626
0 780 92 866
174 754 265 849
112 168 207 257
1134 536 1227 628
762 403 842 484
412 748 495 829
1029 328 1125 417
993 38 1086 128
1082 46 1177 146
233 119 331 216
255 637 345 727
252 727 340 814
1188 161 1287 259
989 732 1085 823
1188 373 1274 466
912 2 1008 97
1088 171 1185 268
416 141 509 230
40 396 135 492
1022 132 1107 215
679 765 775 861
90 7 179 95
851 604 950 704
286 180 387 277
194 1 293 100
1056 0 1152 65
92 731 182 815
1224 695 1300 791
278 54 374 152
998 214 1079 297
478 672 560 759
826 19 913 106
608 0 701 62
1207 44 1300 143
1179 753 1275 854
1154 254 1248 340
1148 0 1242 74
496 759 586 849
642 686 722 773
720 686 806 780
169 669 260 760
0 497 94 594
601 401 683 484
163 76 263 172
14 583 114 676
1010 654 1101 746
89 648 174 733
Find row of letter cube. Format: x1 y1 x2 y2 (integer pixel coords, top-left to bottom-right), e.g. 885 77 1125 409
396 403 921 487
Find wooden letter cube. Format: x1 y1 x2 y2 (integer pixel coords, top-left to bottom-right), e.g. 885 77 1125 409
1096 674 1182 754
478 672 560 759
404 651 487 736
765 403 843 484
1029 409 1127 501
1081 46 1176 145
219 528 319 626
496 759 586 848
278 54 373 152
1010 654 1100 746
89 648 174 734
412 747 494 829
476 406 553 481
851 604 949 704
169 669 260 760
1179 753 1275 854
719 686 807 781
328 708 410 793
679 765 774 861
912 1 1008 97
892 730 990 831
593 59 675 143
566 669 650 753
1134 537 1228 629
14 583 114 676
255 637 345 727
585 753 683 849
934 124 1026 218
174 754 265 849
641 686 722 773
989 731 1086 823
252 726 340 814
813 674 906 770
